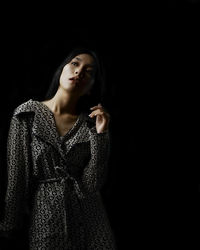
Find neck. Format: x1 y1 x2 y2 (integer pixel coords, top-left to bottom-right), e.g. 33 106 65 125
47 86 80 116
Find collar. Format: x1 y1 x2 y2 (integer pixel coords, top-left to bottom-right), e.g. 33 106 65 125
13 99 95 154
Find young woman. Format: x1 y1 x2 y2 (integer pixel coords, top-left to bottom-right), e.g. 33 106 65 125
0 47 117 249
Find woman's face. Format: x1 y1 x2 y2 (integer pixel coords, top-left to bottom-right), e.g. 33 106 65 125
59 53 96 96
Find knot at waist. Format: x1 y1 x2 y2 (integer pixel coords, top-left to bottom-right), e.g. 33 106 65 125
37 171 84 200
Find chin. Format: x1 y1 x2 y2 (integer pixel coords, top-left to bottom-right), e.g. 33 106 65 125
60 83 73 90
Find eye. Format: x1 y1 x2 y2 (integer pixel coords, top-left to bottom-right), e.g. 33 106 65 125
86 69 95 75
71 61 78 66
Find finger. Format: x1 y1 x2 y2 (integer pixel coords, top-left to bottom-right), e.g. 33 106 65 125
89 110 104 117
90 103 103 109
90 105 104 110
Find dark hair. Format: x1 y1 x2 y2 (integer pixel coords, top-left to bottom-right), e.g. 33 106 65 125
44 47 107 114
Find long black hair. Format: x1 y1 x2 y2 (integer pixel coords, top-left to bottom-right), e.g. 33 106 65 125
43 47 107 114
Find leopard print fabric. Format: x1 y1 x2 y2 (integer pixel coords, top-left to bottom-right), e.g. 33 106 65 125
0 99 117 249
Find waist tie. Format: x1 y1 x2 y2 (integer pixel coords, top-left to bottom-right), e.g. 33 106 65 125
37 171 85 200
37 166 87 248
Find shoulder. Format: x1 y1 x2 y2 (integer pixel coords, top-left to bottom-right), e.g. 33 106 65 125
13 99 38 117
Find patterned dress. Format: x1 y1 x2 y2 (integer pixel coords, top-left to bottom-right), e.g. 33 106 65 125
0 99 117 249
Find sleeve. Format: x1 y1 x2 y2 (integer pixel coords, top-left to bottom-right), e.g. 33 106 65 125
0 115 32 237
81 125 111 194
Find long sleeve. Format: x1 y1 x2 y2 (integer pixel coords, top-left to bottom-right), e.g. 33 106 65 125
81 126 111 194
0 115 32 236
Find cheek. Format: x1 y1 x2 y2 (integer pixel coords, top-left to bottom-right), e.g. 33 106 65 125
60 66 72 82
63 65 72 75
81 78 94 93
81 77 93 87
86 77 95 86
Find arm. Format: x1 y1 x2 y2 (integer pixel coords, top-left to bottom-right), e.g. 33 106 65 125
0 115 32 237
81 126 111 194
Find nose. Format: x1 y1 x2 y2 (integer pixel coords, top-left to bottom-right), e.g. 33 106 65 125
75 68 84 78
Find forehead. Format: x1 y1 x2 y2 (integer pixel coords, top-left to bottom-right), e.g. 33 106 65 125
72 53 95 65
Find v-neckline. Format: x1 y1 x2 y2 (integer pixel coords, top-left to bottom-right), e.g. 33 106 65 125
36 100 83 141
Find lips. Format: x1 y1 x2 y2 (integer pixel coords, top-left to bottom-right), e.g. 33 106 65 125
69 77 80 81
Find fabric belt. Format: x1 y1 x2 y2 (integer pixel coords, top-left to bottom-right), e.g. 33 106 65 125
36 166 87 249
37 166 84 199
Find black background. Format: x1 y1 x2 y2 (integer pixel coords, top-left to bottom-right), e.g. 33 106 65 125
168 0 200 7
0 3 199 250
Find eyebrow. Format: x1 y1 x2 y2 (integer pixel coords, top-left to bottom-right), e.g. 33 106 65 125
75 57 95 67
75 57 82 61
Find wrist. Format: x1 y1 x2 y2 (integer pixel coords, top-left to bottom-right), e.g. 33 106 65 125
90 126 109 134
97 129 108 134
